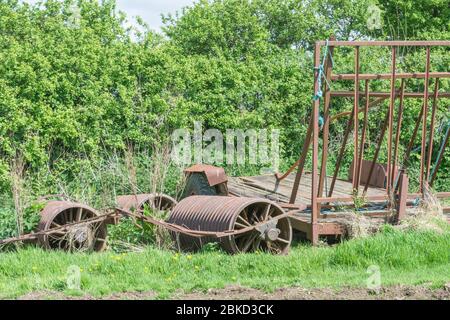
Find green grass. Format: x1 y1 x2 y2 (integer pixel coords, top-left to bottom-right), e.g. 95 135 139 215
0 226 449 299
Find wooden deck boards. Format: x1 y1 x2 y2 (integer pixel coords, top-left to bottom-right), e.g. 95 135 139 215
228 172 387 206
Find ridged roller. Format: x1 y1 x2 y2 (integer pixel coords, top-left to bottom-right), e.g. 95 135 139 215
167 196 292 254
116 193 177 212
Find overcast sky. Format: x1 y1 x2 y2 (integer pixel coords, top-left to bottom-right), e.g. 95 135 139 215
24 0 196 31
114 0 195 31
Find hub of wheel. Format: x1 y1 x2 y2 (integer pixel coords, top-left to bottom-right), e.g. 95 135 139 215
70 226 91 243
256 220 281 242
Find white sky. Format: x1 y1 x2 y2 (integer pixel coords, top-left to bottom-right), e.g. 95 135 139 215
114 0 195 31
24 0 196 31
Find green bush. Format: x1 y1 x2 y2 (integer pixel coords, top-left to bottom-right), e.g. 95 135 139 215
0 0 449 238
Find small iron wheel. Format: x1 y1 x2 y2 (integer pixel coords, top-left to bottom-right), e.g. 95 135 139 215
38 201 107 252
230 201 292 254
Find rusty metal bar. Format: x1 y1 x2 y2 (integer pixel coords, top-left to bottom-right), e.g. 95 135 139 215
318 43 335 198
395 171 409 223
352 46 360 191
430 128 450 187
387 46 397 193
328 113 354 197
311 42 321 244
330 91 449 98
356 80 370 188
331 71 449 81
330 96 389 122
392 79 406 186
426 79 440 181
277 129 312 181
420 47 431 193
318 192 450 204
363 107 391 194
404 108 424 165
329 96 389 197
288 117 313 203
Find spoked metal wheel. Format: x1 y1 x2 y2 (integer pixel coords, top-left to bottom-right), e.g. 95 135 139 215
230 201 292 254
38 201 107 252
116 193 177 213
167 196 292 254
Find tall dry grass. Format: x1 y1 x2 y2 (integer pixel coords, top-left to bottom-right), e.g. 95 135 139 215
397 184 448 233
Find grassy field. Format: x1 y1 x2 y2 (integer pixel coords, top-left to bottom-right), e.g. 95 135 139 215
0 226 449 299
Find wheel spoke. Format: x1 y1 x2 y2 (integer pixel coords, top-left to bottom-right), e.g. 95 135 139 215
63 211 69 224
253 237 262 251
69 209 74 223
51 221 61 228
276 237 290 244
242 209 250 222
49 233 65 240
241 232 258 252
262 204 271 222
75 208 83 222
152 199 159 210
234 221 247 229
236 215 251 226
250 209 260 223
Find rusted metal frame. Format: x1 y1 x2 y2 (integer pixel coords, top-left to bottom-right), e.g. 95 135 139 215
356 80 370 188
419 47 431 194
386 46 397 194
311 42 321 244
436 192 450 199
318 193 422 204
317 44 335 198
315 199 420 211
331 71 449 81
426 79 440 181
330 96 388 122
288 116 313 203
403 107 424 165
318 40 450 47
395 171 409 223
430 128 450 187
320 211 389 219
363 105 391 194
392 79 406 188
352 46 360 191
328 93 390 196
328 112 354 197
330 91 449 98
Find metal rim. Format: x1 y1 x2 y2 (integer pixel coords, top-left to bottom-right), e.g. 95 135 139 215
116 193 177 213
38 201 107 252
227 201 292 254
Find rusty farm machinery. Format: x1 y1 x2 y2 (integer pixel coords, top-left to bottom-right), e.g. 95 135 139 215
1 40 449 254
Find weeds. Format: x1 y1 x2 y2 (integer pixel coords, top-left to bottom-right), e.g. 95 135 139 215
398 185 449 233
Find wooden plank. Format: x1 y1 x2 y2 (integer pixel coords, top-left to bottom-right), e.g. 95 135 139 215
228 173 387 206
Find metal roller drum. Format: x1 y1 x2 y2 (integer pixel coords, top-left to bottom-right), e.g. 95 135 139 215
116 193 177 213
38 201 107 252
167 196 292 254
